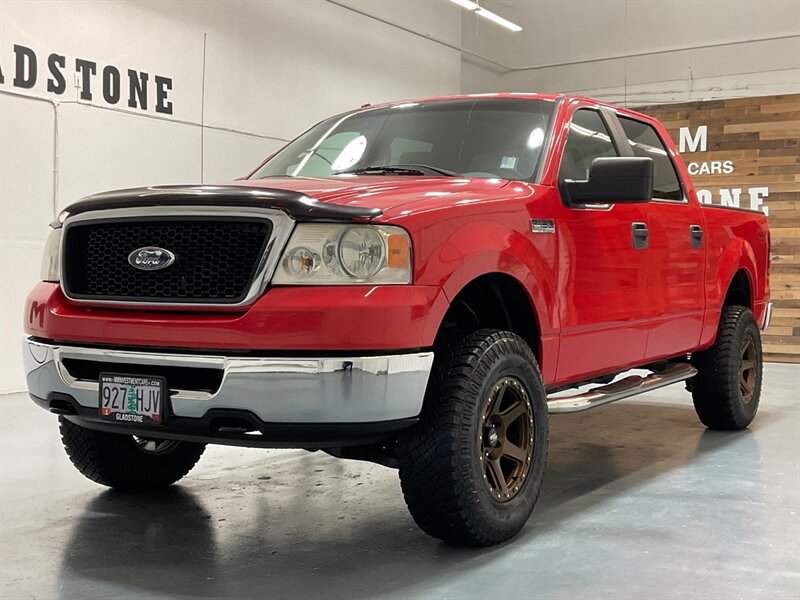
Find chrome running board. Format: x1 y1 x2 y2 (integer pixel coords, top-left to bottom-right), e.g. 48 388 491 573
547 363 697 414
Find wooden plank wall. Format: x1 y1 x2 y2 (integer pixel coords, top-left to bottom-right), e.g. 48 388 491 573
637 94 800 363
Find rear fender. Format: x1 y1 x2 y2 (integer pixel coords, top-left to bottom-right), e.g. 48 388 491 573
700 237 758 348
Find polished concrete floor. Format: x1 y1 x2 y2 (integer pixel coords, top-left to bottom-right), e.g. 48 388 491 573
1 363 798 600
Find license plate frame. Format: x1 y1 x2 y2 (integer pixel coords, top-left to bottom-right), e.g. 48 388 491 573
98 372 167 426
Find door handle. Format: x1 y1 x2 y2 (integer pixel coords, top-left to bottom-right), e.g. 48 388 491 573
690 224 703 249
632 222 649 250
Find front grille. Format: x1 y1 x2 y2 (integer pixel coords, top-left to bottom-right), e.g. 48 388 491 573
63 218 272 304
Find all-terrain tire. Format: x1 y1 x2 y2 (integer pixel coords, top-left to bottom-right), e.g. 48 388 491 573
691 305 763 430
59 417 206 491
397 329 548 546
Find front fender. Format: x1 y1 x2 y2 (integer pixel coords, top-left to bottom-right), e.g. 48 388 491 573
420 219 557 338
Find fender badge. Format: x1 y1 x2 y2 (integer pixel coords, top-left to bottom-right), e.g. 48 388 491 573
530 219 555 234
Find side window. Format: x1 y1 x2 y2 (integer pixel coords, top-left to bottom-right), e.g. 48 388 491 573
618 116 683 201
558 109 618 182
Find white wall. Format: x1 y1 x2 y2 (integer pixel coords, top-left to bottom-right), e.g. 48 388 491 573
0 0 462 392
461 0 800 104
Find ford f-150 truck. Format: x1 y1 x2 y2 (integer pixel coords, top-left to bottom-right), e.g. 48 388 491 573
24 94 771 546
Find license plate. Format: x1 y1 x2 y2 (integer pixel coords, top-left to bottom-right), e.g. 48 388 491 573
99 373 166 425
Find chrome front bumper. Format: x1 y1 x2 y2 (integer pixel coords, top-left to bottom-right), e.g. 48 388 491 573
23 339 433 424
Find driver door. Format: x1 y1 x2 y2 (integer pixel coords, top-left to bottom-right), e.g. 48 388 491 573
553 107 651 384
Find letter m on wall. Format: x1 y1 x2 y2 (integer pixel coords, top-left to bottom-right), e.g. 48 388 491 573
679 125 707 153
29 301 45 328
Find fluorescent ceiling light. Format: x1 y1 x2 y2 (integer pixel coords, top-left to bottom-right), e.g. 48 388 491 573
449 0 523 32
450 0 480 9
475 7 523 32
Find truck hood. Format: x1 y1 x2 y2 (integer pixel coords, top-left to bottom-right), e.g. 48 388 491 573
63 176 527 222
229 176 516 213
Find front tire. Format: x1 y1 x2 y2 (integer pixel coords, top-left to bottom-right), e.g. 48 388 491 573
691 305 763 430
59 417 206 491
397 329 548 546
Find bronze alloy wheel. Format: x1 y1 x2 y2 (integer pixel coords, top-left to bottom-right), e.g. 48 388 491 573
134 437 180 455
397 329 549 545
479 376 535 502
739 334 759 404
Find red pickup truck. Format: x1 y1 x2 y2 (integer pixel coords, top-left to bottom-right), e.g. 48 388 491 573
24 94 771 546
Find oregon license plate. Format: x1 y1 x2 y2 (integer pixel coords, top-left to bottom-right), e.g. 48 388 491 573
99 373 166 425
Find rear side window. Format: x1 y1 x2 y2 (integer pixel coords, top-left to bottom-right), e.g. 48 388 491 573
558 109 618 182
618 116 683 201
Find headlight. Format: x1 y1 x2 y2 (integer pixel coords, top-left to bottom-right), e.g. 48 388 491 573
273 224 411 285
40 227 62 282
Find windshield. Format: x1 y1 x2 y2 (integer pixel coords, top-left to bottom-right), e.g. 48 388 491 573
250 98 555 181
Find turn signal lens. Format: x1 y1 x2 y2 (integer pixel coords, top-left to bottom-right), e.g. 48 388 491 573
387 233 410 270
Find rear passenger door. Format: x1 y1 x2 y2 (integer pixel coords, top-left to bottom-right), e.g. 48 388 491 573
553 106 651 383
614 114 706 358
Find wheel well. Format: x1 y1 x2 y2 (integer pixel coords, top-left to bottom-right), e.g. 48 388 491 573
724 269 752 310
438 273 540 358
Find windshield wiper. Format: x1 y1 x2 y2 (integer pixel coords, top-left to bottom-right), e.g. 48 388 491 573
335 164 459 177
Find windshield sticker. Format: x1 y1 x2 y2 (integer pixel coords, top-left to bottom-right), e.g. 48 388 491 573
500 156 518 170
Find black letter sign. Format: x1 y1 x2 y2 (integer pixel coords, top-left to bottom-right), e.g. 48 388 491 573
127 69 148 110
5 44 175 113
102 65 120 104
13 45 37 89
75 59 97 101
155 75 173 115
47 54 66 94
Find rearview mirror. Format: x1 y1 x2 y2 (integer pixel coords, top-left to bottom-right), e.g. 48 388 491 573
562 157 654 205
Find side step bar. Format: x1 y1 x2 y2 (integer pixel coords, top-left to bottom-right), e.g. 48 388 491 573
547 363 697 414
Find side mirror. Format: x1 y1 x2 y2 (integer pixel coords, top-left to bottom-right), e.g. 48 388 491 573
562 157 654 205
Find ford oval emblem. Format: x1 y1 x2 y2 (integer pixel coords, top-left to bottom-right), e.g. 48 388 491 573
128 247 176 271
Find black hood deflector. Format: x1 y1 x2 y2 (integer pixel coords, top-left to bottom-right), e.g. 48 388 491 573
63 185 383 222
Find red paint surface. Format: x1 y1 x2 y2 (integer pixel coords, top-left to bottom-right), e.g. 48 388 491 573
25 282 449 352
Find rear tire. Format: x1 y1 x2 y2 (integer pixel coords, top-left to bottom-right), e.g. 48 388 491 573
691 305 763 430
397 329 548 546
59 417 206 491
